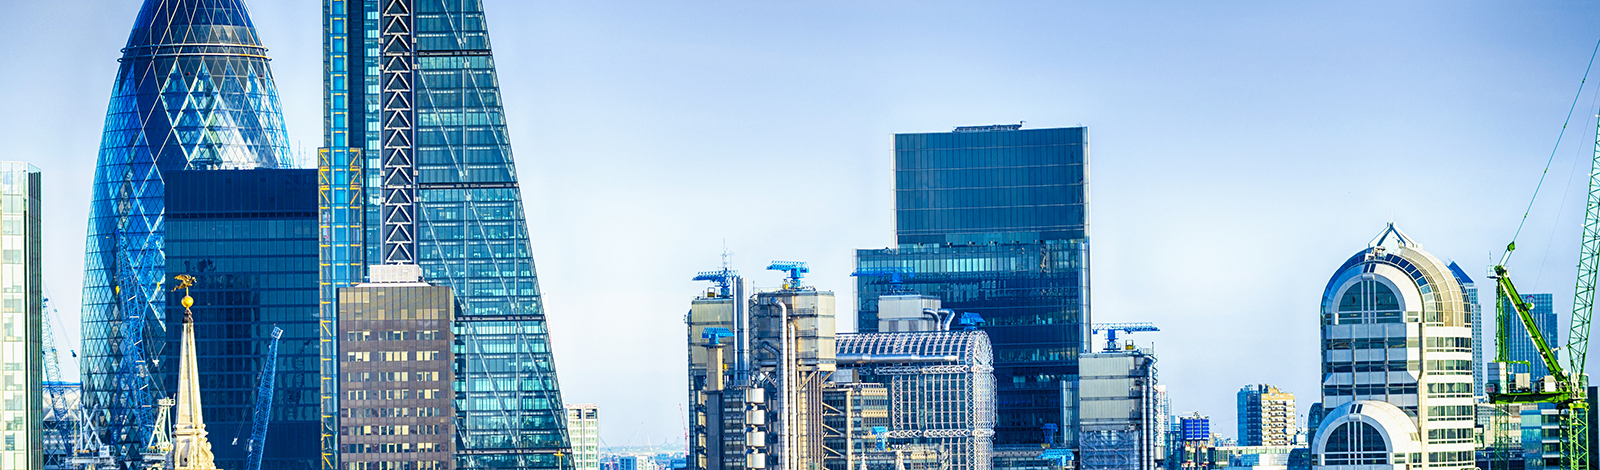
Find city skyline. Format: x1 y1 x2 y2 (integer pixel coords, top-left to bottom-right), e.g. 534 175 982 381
13 0 1600 445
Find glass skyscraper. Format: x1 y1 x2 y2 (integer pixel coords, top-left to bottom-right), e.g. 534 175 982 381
1503 293 1558 381
0 163 41 470
162 169 320 470
856 125 1089 449
322 1 570 469
82 0 292 461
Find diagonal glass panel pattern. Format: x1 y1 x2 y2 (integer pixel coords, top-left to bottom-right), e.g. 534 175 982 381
82 0 291 462
321 1 571 468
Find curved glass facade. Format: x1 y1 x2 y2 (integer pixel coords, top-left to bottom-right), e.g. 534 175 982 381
82 0 291 460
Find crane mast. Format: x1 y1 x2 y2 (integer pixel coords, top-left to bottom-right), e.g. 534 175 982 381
1564 112 1600 470
1492 112 1600 470
246 327 284 470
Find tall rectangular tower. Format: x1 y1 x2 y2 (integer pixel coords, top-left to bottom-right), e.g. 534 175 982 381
0 162 40 470
163 169 320 469
337 275 456 470
856 125 1089 449
1445 262 1483 402
1235 384 1295 447
322 1 571 469
565 404 601 470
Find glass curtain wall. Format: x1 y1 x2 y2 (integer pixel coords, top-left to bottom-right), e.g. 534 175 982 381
83 0 291 460
163 169 320 469
322 1 570 468
859 126 1088 448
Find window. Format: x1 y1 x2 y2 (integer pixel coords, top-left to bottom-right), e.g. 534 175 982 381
1322 422 1389 465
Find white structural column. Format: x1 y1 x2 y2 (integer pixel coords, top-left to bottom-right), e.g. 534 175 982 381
171 281 216 470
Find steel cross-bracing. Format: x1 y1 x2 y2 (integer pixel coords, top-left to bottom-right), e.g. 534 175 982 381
379 0 418 265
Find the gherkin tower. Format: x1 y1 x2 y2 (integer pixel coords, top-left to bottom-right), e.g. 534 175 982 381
82 0 291 461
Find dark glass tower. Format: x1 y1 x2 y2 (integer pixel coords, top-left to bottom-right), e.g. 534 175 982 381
1503 293 1558 380
82 0 291 461
322 1 570 469
163 169 319 470
856 125 1089 449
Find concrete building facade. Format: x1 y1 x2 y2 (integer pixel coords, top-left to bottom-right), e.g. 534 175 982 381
1312 224 1474 469
567 404 601 470
337 267 456 470
1237 385 1295 447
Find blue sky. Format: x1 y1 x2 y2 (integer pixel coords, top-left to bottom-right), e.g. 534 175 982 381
9 0 1600 445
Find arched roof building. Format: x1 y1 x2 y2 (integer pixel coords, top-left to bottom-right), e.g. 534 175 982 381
1313 224 1474 470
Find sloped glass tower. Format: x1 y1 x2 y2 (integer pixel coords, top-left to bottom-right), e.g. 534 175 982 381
321 1 570 469
83 0 291 461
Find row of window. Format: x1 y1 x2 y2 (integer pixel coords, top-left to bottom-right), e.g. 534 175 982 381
344 351 443 362
345 389 446 400
343 424 447 436
1325 338 1415 350
344 371 444 382
343 442 446 454
346 330 443 342
1323 384 1419 396
346 461 445 470
1324 360 1415 373
343 407 446 418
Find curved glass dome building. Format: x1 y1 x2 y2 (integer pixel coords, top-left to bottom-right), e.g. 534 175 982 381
81 0 291 460
1311 224 1474 470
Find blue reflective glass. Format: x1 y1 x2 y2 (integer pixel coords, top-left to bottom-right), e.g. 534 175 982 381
82 0 292 461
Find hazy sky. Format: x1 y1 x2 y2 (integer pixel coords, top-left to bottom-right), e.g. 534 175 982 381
9 0 1600 446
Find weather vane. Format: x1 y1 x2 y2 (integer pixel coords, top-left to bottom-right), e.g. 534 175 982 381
172 274 196 323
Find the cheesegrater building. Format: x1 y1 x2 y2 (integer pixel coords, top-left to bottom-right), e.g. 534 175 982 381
81 0 292 463
320 1 571 469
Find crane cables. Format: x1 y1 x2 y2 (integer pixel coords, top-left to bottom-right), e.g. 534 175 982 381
1509 37 1600 261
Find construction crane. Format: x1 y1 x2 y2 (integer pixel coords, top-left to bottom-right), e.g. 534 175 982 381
1091 323 1159 353
245 327 284 470
693 267 739 297
767 261 809 290
1489 59 1600 470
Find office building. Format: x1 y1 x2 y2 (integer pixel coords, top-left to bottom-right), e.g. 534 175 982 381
1167 413 1212 470
82 0 293 461
0 163 40 469
1078 348 1160 470
1444 263 1483 402
161 169 319 469
337 266 455 470
687 267 760 470
1237 385 1295 447
856 124 1089 451
1310 224 1474 469
320 1 571 468
819 382 890 470
835 294 996 470
568 405 602 470
1501 293 1558 382
751 282 838 469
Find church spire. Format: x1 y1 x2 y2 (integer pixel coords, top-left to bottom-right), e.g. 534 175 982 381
171 275 216 469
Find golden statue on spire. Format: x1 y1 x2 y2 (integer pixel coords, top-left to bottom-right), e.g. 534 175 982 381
173 274 196 323
169 274 215 469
